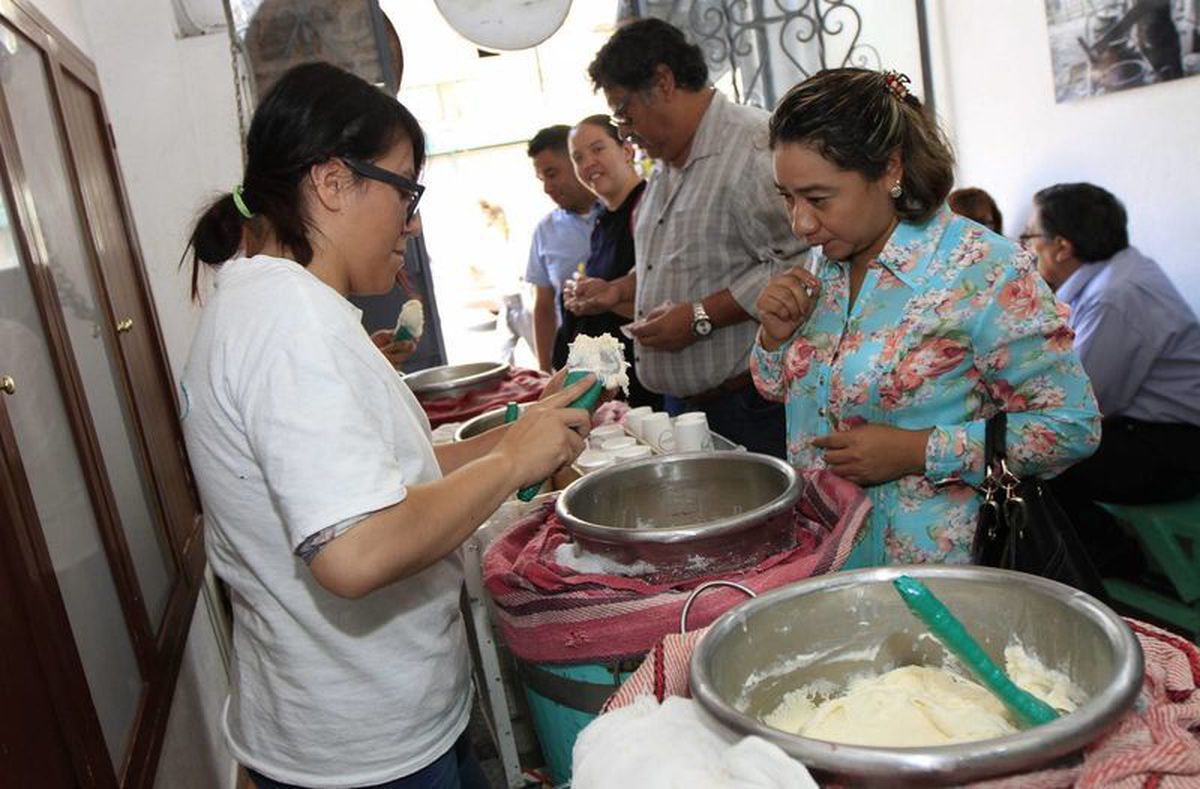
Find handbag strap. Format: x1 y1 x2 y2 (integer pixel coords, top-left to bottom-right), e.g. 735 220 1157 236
985 411 1008 466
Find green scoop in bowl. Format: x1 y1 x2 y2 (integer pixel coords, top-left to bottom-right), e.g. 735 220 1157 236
893 574 1060 728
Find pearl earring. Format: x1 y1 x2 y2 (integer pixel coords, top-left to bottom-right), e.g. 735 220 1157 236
889 181 903 199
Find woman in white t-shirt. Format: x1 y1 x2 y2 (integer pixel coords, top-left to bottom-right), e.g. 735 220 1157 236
181 62 592 789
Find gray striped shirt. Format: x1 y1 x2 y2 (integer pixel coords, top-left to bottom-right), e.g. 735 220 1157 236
633 91 810 397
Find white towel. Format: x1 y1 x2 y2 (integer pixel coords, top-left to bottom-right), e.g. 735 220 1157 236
572 695 817 789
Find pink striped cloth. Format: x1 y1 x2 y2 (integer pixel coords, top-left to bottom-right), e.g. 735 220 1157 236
605 619 1200 787
482 470 870 664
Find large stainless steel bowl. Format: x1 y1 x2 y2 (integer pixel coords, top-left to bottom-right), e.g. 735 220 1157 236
453 403 530 441
402 361 509 401
690 565 1144 786
555 453 801 578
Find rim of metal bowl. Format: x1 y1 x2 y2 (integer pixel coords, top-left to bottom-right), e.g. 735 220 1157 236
402 361 509 396
555 452 801 545
688 565 1144 782
453 402 528 442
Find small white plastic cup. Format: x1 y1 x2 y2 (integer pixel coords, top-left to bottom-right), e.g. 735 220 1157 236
640 412 675 452
613 444 653 462
575 449 614 472
601 436 638 453
622 406 653 439
673 412 713 452
589 424 626 449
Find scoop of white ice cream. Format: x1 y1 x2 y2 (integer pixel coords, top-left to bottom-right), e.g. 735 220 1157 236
566 333 630 395
394 299 424 341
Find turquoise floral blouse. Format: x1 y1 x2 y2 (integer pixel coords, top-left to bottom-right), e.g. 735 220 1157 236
751 205 1100 567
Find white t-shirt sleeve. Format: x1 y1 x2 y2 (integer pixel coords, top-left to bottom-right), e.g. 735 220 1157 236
241 327 411 550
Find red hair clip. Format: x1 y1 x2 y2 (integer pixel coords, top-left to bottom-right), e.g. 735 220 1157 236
883 70 911 101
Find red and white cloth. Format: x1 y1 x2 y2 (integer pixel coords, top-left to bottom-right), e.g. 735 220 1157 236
482 470 870 664
417 367 549 428
605 619 1200 788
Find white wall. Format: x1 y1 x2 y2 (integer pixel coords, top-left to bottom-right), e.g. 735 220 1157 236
153 593 235 789
929 0 1200 313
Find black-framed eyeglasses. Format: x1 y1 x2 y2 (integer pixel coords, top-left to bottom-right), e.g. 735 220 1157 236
1018 232 1045 245
343 157 425 223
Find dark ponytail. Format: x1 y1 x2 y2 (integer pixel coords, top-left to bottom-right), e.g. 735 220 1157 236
184 61 426 301
188 193 245 298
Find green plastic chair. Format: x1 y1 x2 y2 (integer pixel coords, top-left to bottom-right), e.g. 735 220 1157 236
1099 496 1200 636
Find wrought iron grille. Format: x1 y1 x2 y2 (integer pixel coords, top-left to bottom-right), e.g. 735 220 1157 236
638 0 882 108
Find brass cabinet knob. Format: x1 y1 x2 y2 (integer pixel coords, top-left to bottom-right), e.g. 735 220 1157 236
1 376 14 395
116 318 134 333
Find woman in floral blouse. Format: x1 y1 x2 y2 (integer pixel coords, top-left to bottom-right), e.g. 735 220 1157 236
751 69 1100 567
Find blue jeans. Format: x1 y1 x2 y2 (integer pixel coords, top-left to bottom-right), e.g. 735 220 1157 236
664 384 786 459
247 731 491 789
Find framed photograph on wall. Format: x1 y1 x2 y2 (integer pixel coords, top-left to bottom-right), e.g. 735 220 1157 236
1044 0 1200 102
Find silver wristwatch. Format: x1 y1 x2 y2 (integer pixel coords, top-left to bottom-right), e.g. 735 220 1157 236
691 301 713 338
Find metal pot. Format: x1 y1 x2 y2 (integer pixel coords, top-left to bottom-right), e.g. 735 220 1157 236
555 453 801 578
402 361 509 401
690 565 1144 786
454 403 529 441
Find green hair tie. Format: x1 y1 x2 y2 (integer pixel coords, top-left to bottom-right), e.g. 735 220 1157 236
232 184 255 220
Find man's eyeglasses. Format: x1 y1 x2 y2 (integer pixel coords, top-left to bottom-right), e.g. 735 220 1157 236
609 93 634 128
343 157 424 223
1018 232 1045 245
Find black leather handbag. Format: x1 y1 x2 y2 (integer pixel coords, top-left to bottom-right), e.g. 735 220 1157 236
971 412 1108 599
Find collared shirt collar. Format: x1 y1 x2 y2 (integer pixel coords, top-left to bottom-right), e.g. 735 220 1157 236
1055 257 1109 307
552 201 603 230
675 88 724 170
821 203 955 292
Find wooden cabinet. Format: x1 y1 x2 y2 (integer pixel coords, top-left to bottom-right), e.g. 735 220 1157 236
0 2 205 786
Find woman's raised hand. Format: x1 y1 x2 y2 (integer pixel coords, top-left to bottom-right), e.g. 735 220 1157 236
370 330 417 368
756 266 821 351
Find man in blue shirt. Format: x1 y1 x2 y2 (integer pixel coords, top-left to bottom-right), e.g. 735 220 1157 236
1025 182 1200 572
525 125 600 371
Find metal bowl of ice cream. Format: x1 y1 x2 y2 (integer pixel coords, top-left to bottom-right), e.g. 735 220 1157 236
555 453 801 578
402 361 509 401
690 565 1143 786
453 402 530 441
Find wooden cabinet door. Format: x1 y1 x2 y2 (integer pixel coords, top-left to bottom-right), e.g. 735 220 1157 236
0 429 81 789
55 70 202 567
0 2 208 786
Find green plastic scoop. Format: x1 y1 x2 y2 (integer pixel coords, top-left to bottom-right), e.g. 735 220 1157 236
892 575 1060 728
515 370 603 502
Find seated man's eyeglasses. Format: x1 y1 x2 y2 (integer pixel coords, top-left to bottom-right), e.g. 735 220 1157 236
343 157 425 223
